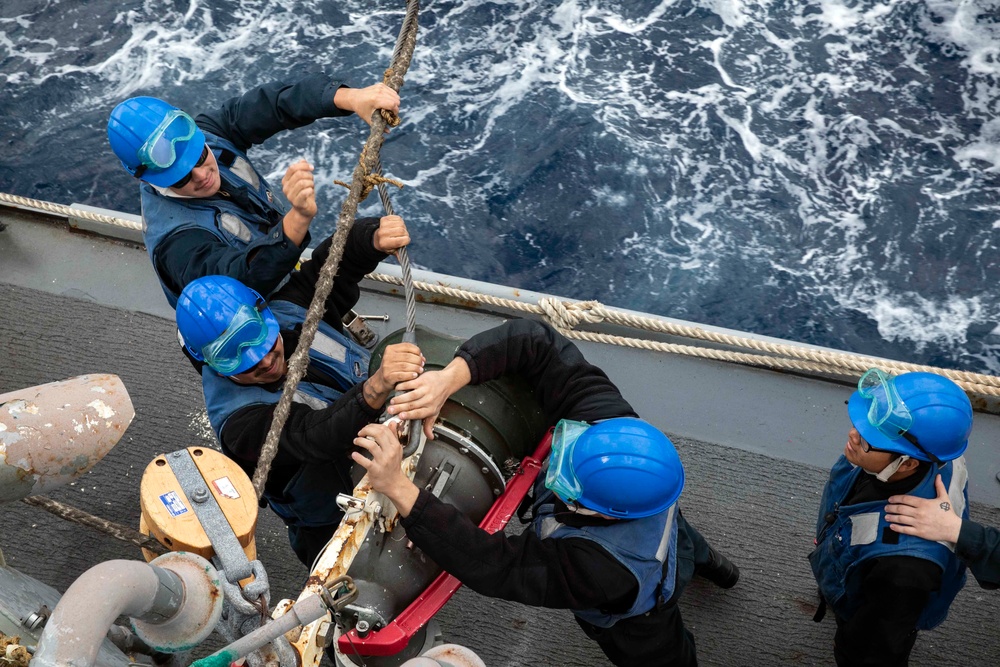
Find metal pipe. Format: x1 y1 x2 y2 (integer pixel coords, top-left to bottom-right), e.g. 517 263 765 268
32 561 183 667
105 625 175 665
33 553 222 667
190 594 328 667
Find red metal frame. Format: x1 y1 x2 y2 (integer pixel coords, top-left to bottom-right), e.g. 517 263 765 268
336 430 553 657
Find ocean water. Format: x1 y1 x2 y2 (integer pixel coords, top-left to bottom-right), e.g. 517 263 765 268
2 0 999 373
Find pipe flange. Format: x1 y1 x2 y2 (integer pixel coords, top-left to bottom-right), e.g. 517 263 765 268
132 552 224 653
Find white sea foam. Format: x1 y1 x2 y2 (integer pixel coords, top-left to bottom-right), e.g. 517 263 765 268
923 1 1000 75
849 288 984 352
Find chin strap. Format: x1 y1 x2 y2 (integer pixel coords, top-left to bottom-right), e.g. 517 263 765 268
874 455 911 482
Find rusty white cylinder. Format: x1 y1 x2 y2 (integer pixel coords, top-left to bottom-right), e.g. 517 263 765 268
0 374 134 502
131 552 225 653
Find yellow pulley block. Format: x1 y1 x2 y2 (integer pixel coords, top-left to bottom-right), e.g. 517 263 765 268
139 447 258 574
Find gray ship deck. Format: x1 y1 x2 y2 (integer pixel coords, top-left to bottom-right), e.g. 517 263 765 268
2 209 1000 666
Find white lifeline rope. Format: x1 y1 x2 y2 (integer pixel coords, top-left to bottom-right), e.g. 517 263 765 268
364 271 1000 397
0 192 142 231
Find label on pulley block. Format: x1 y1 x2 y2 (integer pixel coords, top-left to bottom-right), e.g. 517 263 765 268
212 476 241 499
159 491 189 517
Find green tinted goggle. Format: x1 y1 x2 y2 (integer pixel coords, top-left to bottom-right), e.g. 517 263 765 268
135 110 197 177
544 419 590 504
202 302 269 376
857 368 940 463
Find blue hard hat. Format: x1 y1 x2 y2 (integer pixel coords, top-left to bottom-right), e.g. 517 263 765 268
848 370 972 463
176 276 280 376
107 96 206 188
548 417 685 519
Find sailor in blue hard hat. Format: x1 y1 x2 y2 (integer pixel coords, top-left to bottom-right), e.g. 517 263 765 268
810 368 973 667
107 73 400 310
174 205 417 567
349 319 738 667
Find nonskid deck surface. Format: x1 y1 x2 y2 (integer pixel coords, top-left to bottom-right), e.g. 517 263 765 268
4 282 1000 666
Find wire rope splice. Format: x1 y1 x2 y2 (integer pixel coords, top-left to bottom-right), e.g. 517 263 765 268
371 153 423 456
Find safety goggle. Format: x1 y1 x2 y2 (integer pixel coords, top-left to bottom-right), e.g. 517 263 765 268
857 368 940 464
201 300 269 376
544 419 590 504
135 109 198 176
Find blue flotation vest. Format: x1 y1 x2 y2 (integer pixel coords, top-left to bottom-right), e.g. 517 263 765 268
203 301 370 528
533 483 679 628
809 455 969 629
140 131 288 307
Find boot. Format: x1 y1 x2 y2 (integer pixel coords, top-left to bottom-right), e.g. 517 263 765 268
696 545 740 589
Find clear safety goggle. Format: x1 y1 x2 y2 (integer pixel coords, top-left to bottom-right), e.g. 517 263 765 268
857 368 941 464
137 109 198 171
201 301 269 376
544 419 590 504
858 368 913 440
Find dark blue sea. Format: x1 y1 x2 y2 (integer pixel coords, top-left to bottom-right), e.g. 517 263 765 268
2 0 999 372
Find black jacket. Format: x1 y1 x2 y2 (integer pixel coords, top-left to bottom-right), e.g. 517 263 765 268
957 520 1000 589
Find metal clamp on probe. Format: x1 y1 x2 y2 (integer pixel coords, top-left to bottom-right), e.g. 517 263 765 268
342 309 382 350
321 575 360 614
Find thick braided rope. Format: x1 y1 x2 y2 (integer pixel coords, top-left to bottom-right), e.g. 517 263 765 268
252 1 420 499
0 192 143 231
5 188 996 393
555 328 1000 396
558 328 847 375
580 301 1000 389
364 271 1000 395
21 495 168 554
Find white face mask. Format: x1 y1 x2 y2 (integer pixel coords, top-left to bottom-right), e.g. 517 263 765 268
868 454 911 482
